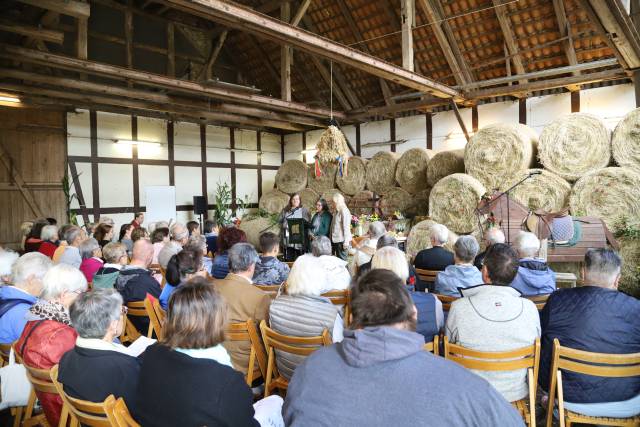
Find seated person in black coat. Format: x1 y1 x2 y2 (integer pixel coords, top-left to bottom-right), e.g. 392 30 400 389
134 277 259 427
58 289 140 408
474 228 505 270
413 224 454 291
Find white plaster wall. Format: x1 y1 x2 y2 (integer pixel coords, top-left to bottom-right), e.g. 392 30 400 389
396 115 426 153
67 110 91 156
432 107 472 151
283 133 303 161
137 117 168 160
235 129 257 164
174 121 201 161
96 112 132 159
360 119 390 158
262 132 281 166
207 125 231 162
581 83 635 130
477 100 519 128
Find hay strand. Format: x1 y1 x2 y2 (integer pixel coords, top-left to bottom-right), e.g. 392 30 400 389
395 148 431 194
429 173 487 234
404 188 431 217
259 189 290 214
612 108 640 169
539 113 611 181
426 149 465 187
300 188 320 209
336 156 367 195
275 159 308 194
365 151 398 195
406 219 458 260
240 216 281 248
379 187 413 216
316 125 349 164
464 123 537 190
569 167 640 229
348 190 375 216
507 168 571 212
307 162 337 193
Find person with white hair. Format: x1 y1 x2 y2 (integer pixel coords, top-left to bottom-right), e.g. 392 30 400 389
371 246 443 341
16 264 88 427
352 221 387 271
0 252 52 343
0 247 19 284
304 236 351 293
157 222 189 269
57 225 87 269
434 235 483 296
269 254 343 379
510 231 556 296
413 223 454 291
38 224 60 259
474 227 505 270
329 193 352 261
79 238 104 283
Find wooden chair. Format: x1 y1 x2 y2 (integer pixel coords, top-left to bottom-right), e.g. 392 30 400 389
225 319 267 386
254 283 283 299
104 395 140 427
50 364 111 427
423 335 439 356
0 342 12 366
555 272 577 288
121 301 151 344
321 289 351 327
259 320 331 397
546 338 640 427
443 336 540 427
433 294 459 311
414 268 440 291
144 297 164 340
525 294 551 311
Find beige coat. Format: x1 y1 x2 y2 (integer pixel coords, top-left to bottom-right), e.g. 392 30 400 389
331 206 352 244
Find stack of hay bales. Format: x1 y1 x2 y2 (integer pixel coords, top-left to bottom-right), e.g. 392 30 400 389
427 149 465 187
406 219 458 260
429 173 486 234
240 216 281 248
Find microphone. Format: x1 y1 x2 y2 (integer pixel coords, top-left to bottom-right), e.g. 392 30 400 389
529 170 543 176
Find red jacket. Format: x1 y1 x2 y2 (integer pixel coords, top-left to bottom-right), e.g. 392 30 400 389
38 241 58 259
15 320 77 427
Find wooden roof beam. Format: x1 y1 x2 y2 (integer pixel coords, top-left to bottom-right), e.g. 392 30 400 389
552 0 580 77
492 0 527 83
164 0 460 99
281 2 292 102
15 0 90 18
0 20 64 44
198 30 228 81
401 0 415 72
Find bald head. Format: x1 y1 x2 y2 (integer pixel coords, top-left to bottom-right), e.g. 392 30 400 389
131 239 154 267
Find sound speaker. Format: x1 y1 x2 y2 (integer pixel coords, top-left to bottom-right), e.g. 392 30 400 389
193 196 207 215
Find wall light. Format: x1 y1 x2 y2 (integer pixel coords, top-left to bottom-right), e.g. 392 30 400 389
0 95 20 103
116 139 161 148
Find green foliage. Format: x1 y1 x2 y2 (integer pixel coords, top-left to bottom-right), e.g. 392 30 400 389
243 209 279 225
212 181 251 227
62 171 79 226
613 217 640 239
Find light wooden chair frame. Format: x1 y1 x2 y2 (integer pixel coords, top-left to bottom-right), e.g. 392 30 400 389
143 297 164 340
0 342 12 367
545 338 640 427
254 283 285 300
259 320 331 397
423 335 440 356
104 395 140 427
120 300 151 343
443 336 540 427
525 294 551 312
321 289 351 327
226 319 268 386
433 293 459 311
414 268 440 288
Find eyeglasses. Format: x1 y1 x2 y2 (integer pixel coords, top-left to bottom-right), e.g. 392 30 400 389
121 306 128 316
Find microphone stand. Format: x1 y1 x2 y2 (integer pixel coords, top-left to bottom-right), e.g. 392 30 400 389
489 172 541 244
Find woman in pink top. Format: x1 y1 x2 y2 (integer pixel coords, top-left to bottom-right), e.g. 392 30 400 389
79 238 104 283
151 227 170 265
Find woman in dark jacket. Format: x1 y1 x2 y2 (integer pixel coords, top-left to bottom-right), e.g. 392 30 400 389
134 277 258 427
310 198 332 239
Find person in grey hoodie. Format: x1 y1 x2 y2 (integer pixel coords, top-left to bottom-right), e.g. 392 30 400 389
284 269 524 427
434 235 483 296
510 231 556 296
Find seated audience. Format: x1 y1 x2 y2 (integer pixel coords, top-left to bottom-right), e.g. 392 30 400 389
305 236 351 293
283 269 523 426
0 252 51 343
539 249 640 417
413 224 454 277
24 219 48 253
159 249 206 309
269 255 343 379
58 289 139 406
46 217 57 226
309 198 332 239
446 243 540 402
511 231 556 296
38 225 59 259
16 264 88 427
52 224 72 263
475 227 505 270
371 246 443 341
187 220 200 236
79 238 104 283
131 212 144 229
20 221 34 252
157 222 189 269
203 219 218 255
435 235 483 296
214 243 270 375
119 223 135 254
134 278 258 427
93 223 114 248
151 227 170 265
92 242 128 289
360 235 420 288
352 221 386 271
253 232 290 285
131 227 148 243
58 226 87 268
185 234 212 273
0 248 19 284
211 227 247 279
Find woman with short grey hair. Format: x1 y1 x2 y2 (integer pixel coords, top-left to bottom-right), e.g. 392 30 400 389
79 238 104 283
434 235 483 296
38 225 60 259
308 236 351 293
58 289 140 406
353 221 386 271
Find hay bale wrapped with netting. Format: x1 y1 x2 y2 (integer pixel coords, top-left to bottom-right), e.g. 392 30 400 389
348 190 374 216
307 163 337 193
405 188 431 217
506 169 571 212
395 148 431 194
259 189 290 214
240 216 281 248
426 149 465 187
406 219 458 260
612 108 640 169
379 187 412 216
275 159 308 194
300 188 320 209
539 113 611 181
464 123 537 191
336 156 367 195
429 173 486 234
569 167 640 229
366 152 398 195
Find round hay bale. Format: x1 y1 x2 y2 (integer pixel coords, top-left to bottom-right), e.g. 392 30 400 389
539 113 611 181
612 108 640 169
618 237 640 298
239 216 281 248
379 187 412 216
426 149 465 187
506 168 572 212
300 188 320 209
336 156 367 195
429 173 486 234
306 163 337 193
259 189 290 214
321 189 350 205
365 151 398 195
395 148 431 194
348 190 374 216
406 219 458 261
405 188 431 217
465 123 537 191
275 159 308 194
569 167 640 229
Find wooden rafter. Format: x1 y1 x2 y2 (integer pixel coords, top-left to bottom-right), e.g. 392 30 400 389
552 0 580 77
281 2 292 101
15 0 90 18
198 30 228 81
450 100 470 142
0 20 64 44
401 0 415 72
167 22 175 76
492 0 526 82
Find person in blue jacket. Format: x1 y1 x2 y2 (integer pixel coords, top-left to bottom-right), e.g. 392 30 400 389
510 231 556 296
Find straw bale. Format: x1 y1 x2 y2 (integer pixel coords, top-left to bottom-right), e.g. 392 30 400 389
365 151 398 195
618 237 640 298
507 169 571 212
316 125 349 163
321 189 350 206
240 216 281 248
465 123 537 190
259 190 290 214
379 187 412 216
275 159 308 194
336 156 367 195
307 162 337 193
405 188 431 217
429 173 487 234
612 108 640 169
406 219 458 261
300 188 320 210
539 113 611 181
426 149 465 187
395 148 431 194
348 190 375 216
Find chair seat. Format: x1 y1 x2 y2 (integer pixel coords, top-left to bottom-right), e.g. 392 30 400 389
270 376 289 391
512 398 531 427
565 409 640 427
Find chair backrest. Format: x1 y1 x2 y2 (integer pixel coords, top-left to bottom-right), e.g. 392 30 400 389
525 294 550 311
104 396 140 427
423 335 439 356
415 268 440 283
254 284 283 299
226 319 267 385
21 357 58 395
433 293 459 311
126 300 151 338
144 297 163 340
50 364 112 427
0 342 12 366
555 272 577 288
321 289 351 327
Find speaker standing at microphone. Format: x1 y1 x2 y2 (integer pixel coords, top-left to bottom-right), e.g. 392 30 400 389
280 193 311 261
